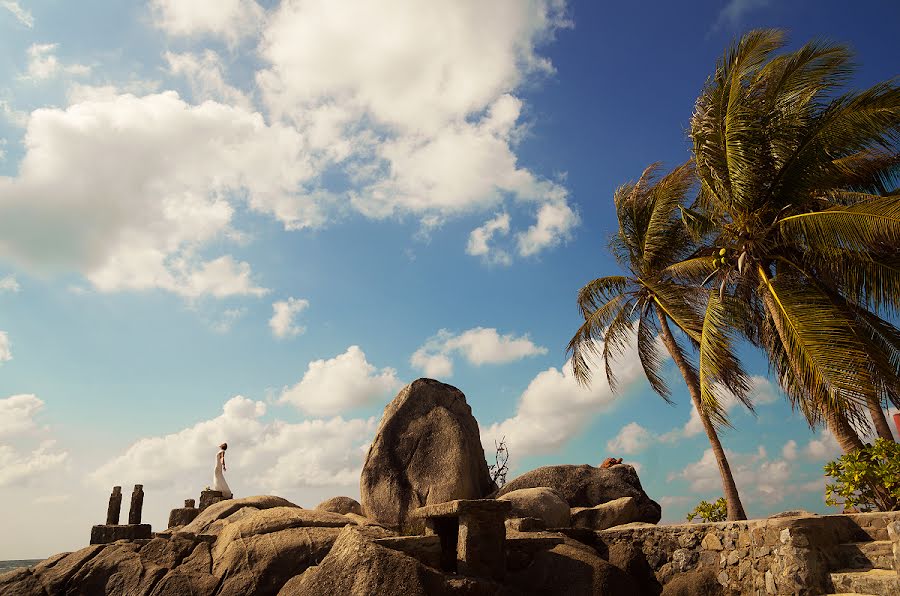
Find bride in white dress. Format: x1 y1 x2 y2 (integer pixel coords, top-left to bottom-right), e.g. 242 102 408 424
213 442 233 498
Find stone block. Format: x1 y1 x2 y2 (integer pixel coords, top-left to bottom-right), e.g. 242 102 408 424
701 532 723 551
505 517 546 532
199 489 224 511
90 524 152 544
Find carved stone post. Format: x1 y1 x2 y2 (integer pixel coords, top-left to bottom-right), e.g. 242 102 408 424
128 484 144 525
106 486 122 525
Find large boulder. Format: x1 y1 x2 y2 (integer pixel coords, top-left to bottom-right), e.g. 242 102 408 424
570 496 642 530
497 488 570 528
497 464 661 524
360 379 495 528
279 526 508 596
316 496 362 516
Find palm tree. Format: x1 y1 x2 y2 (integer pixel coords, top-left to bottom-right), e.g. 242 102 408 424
682 29 900 453
568 162 752 521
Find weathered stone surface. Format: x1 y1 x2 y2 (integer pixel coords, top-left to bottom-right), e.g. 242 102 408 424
128 484 145 525
605 541 662 596
505 517 546 532
496 463 661 524
106 486 122 525
497 487 570 528
315 496 362 516
168 501 200 529
701 532 723 551
198 489 224 511
279 526 507 596
888 521 900 580
181 495 300 536
343 512 386 527
660 567 722 596
360 379 495 528
571 496 642 531
506 536 638 595
374 535 443 569
90 523 152 544
768 510 817 519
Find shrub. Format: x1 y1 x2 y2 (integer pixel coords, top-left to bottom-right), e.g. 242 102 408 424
824 437 900 512
686 497 727 523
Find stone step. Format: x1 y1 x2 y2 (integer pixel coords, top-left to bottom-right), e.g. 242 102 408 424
829 569 899 596
834 541 895 571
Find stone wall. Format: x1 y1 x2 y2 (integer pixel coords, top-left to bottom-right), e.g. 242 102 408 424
597 512 900 595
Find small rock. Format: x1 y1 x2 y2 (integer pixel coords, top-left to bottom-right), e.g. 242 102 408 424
717 570 730 586
701 532 723 551
726 550 741 566
765 570 775 594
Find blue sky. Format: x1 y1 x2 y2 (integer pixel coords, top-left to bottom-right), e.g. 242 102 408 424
1 0 898 559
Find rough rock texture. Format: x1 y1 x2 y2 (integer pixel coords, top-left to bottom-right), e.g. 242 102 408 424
496 464 661 524
571 496 642 531
316 496 362 516
505 535 638 595
360 379 495 528
279 526 508 596
497 488 570 529
0 499 345 596
181 495 300 536
659 568 722 596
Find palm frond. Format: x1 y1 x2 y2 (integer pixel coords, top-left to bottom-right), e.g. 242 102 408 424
567 294 631 387
778 194 900 255
576 276 632 318
637 310 671 402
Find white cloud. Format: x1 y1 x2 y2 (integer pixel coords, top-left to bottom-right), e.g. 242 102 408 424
482 335 644 456
0 394 43 437
165 50 253 110
0 100 29 128
280 346 401 416
782 439 798 461
1 0 33 28
0 331 10 363
411 327 547 378
467 213 512 266
0 91 329 297
91 395 377 494
672 446 794 506
256 0 577 257
151 0 265 44
22 43 90 81
713 0 770 31
269 297 309 339
0 274 19 292
607 422 654 455
208 307 247 334
0 395 68 487
516 200 578 257
804 431 842 462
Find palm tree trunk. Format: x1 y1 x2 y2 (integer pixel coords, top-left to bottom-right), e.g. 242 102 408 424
866 396 896 442
758 280 864 453
655 309 748 521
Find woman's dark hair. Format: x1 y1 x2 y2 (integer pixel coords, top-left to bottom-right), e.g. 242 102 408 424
219 443 228 450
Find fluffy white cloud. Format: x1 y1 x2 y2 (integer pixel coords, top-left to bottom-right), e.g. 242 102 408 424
0 331 9 363
165 50 253 110
92 395 376 494
607 422 654 455
665 375 778 441
256 0 576 256
2 1 33 28
0 274 19 292
411 327 547 378
269 297 309 339
467 213 512 266
0 91 331 297
482 336 644 456
151 0 265 43
0 394 43 437
782 439 798 461
280 346 401 416
0 395 68 487
804 431 841 461
672 446 794 505
516 200 578 257
22 43 90 81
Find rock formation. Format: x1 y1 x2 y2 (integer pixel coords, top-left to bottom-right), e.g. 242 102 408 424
315 496 362 516
497 487 570 529
360 378 495 528
496 463 661 524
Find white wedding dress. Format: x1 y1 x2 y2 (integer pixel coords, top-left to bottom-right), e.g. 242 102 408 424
213 449 233 498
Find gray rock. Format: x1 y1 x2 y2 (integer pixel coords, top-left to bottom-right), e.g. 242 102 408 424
360 379 495 529
497 487 570 528
496 463 660 524
315 496 362 516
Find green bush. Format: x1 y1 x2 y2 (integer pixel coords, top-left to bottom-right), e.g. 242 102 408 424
686 497 727 523
824 438 900 512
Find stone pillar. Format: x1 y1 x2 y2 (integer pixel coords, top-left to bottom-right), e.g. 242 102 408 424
457 511 507 581
128 484 144 525
106 486 122 525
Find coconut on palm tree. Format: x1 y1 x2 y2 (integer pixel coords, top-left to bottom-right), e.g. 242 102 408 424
681 29 900 452
568 162 752 521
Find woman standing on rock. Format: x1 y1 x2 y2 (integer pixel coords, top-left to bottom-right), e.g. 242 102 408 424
213 442 233 499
